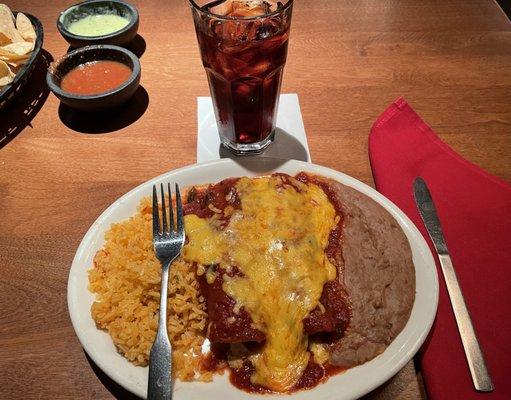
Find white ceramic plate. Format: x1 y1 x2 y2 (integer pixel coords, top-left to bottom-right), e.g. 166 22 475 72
68 157 438 400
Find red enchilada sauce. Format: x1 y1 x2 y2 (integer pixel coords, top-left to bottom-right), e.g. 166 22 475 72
184 177 240 222
185 173 350 393
60 60 132 95
228 359 346 394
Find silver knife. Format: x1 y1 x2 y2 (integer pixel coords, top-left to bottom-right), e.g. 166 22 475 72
413 177 494 392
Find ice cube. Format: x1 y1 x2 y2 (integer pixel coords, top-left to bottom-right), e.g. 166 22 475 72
229 0 278 17
232 78 259 97
209 0 233 16
249 60 271 76
209 0 286 44
205 0 285 16
255 19 280 40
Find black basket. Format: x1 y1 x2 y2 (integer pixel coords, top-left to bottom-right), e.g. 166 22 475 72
0 12 44 110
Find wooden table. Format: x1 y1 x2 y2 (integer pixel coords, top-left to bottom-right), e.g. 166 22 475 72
1 0 510 398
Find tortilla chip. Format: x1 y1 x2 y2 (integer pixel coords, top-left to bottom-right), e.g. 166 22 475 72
0 30 10 45
0 58 14 87
16 13 36 43
0 4 23 43
0 41 33 56
0 53 31 63
0 4 14 23
5 54 29 67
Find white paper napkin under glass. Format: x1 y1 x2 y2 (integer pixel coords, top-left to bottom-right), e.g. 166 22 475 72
196 93 311 163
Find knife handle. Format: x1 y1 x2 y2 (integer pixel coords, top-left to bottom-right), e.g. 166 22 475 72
438 254 494 392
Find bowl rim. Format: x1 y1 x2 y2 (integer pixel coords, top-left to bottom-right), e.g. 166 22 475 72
57 0 139 41
46 44 141 100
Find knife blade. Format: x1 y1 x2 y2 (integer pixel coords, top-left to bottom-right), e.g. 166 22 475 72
413 177 494 392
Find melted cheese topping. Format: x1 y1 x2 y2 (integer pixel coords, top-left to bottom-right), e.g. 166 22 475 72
183 175 337 391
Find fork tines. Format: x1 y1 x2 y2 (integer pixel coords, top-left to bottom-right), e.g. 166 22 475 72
152 183 184 237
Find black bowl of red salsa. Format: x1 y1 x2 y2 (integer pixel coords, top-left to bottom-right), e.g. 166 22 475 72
47 44 140 111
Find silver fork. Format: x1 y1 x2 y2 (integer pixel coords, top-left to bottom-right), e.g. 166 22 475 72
148 183 185 400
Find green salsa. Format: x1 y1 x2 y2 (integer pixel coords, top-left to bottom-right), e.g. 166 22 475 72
68 14 130 37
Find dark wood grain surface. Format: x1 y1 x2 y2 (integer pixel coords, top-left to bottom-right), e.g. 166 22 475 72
1 0 510 399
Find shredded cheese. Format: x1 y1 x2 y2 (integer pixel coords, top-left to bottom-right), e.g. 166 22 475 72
182 175 337 391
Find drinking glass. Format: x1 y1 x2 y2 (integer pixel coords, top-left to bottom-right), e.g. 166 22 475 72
189 0 294 154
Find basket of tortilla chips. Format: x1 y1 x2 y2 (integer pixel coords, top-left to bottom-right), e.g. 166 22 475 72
0 4 43 110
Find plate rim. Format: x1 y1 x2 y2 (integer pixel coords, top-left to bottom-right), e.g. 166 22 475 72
67 157 439 400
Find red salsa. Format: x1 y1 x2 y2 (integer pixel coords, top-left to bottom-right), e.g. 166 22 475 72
60 60 132 95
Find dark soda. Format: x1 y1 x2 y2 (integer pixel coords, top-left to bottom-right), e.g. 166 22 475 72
191 0 293 153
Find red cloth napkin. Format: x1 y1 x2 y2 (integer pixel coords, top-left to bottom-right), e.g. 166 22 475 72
368 97 511 399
